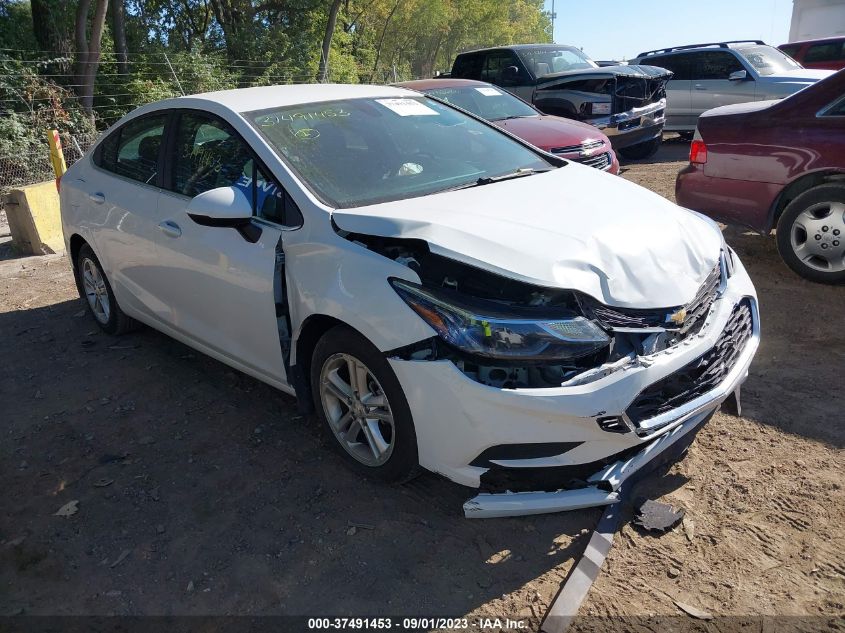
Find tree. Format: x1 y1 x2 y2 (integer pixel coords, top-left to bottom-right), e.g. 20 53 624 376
110 0 129 73
318 0 342 82
74 0 109 113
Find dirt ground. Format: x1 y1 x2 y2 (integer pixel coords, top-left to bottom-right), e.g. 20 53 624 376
1 138 843 628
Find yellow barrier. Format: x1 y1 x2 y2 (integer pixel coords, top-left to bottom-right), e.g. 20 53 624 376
3 181 64 255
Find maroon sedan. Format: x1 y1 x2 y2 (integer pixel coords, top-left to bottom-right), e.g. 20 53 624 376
396 79 619 175
676 69 845 284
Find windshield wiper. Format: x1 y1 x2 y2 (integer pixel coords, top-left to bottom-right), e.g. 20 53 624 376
492 115 533 121
444 168 550 192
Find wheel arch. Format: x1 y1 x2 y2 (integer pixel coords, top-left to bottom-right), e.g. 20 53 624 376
290 314 373 414
768 169 845 232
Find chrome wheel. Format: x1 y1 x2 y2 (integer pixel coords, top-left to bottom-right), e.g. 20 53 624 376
790 201 845 273
81 257 110 324
319 353 395 467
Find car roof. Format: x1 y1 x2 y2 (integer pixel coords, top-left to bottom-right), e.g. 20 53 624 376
395 78 489 90
458 44 580 55
635 40 766 58
161 83 419 113
781 35 845 46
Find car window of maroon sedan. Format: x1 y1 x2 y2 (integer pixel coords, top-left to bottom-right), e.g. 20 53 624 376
425 86 537 121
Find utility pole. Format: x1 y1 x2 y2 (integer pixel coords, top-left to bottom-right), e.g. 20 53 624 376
550 0 557 41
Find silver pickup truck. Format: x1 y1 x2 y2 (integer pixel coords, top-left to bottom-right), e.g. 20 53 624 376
449 44 673 159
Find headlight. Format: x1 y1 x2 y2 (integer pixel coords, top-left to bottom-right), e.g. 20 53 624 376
390 279 610 361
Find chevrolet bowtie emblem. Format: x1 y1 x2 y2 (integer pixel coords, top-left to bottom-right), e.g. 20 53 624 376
667 308 687 326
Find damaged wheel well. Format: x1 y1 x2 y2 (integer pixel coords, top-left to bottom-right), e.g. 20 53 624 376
69 234 87 269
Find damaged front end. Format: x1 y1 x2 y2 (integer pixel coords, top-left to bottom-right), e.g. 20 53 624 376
532 65 672 149
336 226 758 519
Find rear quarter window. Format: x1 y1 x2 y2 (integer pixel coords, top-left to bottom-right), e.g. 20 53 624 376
452 54 484 79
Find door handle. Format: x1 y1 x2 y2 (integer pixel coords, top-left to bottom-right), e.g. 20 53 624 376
89 192 105 204
158 220 182 238
694 84 706 90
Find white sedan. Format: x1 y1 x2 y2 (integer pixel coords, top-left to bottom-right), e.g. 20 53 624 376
60 84 760 518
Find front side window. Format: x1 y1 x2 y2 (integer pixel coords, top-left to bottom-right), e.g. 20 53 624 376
247 97 552 208
96 114 167 185
170 112 302 226
425 85 537 121
735 45 802 75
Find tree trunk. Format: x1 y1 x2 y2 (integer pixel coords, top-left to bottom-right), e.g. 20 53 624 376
110 0 129 74
74 0 109 114
318 0 342 82
369 0 400 83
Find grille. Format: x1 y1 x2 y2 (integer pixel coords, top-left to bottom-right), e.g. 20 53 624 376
577 152 611 170
625 299 754 425
550 139 605 155
585 262 722 340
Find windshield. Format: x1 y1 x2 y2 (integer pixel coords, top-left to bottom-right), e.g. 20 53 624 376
736 45 803 75
422 85 537 121
515 46 598 76
247 97 552 208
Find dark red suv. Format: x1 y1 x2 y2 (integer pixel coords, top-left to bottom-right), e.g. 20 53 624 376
676 69 845 284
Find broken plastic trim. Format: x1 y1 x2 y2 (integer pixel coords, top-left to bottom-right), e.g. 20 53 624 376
463 407 714 519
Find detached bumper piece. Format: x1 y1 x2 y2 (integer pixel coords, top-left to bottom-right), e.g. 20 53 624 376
463 408 712 519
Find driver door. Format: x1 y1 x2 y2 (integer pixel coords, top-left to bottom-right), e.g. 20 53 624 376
152 111 291 385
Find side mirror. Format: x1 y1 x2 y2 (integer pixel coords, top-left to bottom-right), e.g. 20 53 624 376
186 186 253 227
728 70 748 81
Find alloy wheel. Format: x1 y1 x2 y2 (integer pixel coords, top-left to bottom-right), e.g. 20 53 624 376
319 353 396 467
81 258 111 324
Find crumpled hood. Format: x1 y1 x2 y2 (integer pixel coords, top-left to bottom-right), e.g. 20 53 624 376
333 164 723 309
537 64 673 83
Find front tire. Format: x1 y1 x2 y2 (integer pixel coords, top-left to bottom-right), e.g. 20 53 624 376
776 184 845 284
619 136 662 160
311 325 419 482
75 243 139 334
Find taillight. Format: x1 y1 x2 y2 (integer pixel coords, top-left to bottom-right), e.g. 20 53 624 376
690 139 708 164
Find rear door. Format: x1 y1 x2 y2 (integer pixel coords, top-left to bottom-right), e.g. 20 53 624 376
689 51 757 116
644 53 693 129
153 111 297 384
82 112 170 321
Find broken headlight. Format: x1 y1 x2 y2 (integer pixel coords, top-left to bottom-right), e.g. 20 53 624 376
390 279 610 361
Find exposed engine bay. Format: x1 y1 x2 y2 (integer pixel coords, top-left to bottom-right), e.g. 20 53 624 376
532 65 672 120
343 231 721 389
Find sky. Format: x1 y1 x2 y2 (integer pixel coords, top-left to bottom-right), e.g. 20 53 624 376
544 0 794 61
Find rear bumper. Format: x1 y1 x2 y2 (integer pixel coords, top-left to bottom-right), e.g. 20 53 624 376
589 99 667 149
676 164 780 233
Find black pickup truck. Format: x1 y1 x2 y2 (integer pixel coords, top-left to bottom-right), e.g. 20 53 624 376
448 44 673 159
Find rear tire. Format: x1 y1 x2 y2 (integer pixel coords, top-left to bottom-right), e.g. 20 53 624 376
311 325 420 482
75 243 139 335
776 184 845 285
619 136 662 160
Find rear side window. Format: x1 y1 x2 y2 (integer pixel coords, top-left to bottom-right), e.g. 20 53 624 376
452 54 484 80
95 114 167 185
692 51 745 79
644 54 691 80
805 42 845 62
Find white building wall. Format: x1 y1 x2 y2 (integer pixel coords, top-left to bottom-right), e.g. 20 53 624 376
789 0 845 41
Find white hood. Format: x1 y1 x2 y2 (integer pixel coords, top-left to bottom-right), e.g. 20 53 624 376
333 164 723 309
766 68 834 82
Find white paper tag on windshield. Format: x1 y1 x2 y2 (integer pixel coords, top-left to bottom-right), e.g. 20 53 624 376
376 98 439 116
475 87 501 96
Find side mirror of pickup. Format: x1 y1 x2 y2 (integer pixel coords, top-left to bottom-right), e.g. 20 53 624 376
728 70 748 81
502 65 521 81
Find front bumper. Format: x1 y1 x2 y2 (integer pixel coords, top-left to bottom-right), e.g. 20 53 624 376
388 255 759 517
588 99 667 149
